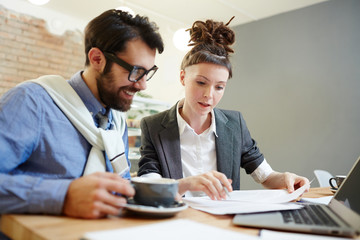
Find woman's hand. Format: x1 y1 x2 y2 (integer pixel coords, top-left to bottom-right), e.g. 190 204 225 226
262 171 310 193
178 170 232 200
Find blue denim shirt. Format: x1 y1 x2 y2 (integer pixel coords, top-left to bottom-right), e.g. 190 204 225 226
0 71 130 214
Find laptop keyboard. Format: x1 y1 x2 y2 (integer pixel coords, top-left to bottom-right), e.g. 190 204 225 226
281 205 340 227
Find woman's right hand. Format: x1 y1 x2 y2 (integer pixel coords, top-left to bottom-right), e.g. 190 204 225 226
178 170 232 200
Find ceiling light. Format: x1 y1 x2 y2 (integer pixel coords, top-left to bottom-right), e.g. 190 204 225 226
27 0 50 6
173 28 191 51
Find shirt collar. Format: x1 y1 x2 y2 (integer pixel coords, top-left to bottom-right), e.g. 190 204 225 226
67 71 112 121
176 99 217 137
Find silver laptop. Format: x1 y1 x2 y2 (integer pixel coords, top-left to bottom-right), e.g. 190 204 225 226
233 156 360 237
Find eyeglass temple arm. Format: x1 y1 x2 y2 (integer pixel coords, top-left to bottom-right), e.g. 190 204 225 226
103 52 133 72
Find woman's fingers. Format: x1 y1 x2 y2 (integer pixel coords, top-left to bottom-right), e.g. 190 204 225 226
178 171 233 200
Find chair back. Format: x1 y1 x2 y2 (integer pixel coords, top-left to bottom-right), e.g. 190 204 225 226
314 169 333 187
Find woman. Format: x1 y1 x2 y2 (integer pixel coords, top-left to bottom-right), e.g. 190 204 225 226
137 18 309 200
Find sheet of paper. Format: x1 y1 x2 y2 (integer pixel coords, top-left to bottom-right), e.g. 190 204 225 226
229 183 309 204
82 219 260 240
260 229 350 240
300 196 333 205
183 184 308 215
182 199 302 215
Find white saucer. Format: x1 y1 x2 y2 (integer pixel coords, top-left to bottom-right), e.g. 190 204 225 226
125 200 188 217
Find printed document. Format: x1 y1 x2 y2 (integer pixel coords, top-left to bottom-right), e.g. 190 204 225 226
183 183 308 215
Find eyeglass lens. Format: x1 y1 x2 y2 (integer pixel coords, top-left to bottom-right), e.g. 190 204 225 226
129 67 157 82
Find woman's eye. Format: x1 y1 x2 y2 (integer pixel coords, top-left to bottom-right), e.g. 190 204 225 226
197 81 205 85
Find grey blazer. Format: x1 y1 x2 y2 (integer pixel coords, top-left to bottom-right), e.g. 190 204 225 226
137 104 264 190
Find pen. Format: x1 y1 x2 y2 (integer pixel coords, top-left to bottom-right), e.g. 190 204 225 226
223 185 231 199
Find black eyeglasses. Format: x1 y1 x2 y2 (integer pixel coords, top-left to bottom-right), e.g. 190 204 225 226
103 52 158 82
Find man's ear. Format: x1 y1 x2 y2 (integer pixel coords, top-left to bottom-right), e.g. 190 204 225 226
88 48 106 72
180 70 186 86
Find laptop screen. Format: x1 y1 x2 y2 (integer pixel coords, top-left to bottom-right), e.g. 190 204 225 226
333 157 360 215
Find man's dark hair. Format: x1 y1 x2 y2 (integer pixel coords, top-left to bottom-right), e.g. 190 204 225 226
84 9 164 68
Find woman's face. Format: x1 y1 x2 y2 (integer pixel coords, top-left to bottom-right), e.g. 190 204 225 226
180 62 229 117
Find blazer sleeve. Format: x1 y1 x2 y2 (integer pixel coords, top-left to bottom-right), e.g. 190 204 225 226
238 112 264 174
137 117 162 176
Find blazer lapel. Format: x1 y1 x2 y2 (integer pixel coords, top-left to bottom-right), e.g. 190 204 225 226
214 109 234 179
158 104 183 179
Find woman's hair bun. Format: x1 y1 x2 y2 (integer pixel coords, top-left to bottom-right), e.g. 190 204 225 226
187 17 235 54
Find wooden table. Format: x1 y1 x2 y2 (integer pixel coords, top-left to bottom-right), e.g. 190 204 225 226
0 188 334 240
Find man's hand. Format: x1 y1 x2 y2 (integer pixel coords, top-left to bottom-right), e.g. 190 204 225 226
62 172 135 219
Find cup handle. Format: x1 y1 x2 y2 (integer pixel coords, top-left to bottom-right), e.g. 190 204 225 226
329 177 338 190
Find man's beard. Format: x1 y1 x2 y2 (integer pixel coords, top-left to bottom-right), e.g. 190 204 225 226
96 71 138 112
